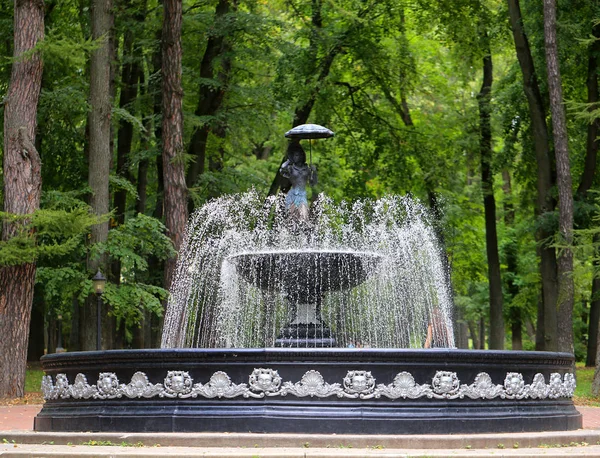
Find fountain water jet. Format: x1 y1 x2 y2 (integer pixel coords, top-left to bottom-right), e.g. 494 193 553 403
161 191 453 349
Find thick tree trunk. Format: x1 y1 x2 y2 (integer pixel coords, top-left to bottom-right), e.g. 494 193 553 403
185 0 232 194
478 51 504 349
82 0 113 351
161 0 187 293
507 0 557 351
543 0 574 355
502 170 522 349
0 0 44 399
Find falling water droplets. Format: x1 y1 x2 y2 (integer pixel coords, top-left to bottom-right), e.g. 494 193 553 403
161 190 454 349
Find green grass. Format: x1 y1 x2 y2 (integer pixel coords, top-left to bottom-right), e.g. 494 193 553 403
574 364 600 406
25 363 44 393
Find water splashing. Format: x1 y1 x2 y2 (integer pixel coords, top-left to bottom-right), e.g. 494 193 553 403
161 190 454 349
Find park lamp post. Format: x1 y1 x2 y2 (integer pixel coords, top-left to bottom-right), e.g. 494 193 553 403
92 269 106 351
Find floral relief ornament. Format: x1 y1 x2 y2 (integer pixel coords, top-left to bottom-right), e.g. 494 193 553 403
122 372 163 398
194 371 262 399
71 373 98 399
280 370 345 398
41 369 577 401
460 372 504 399
365 371 432 399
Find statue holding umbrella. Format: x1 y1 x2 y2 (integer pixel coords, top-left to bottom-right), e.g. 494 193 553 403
280 124 334 223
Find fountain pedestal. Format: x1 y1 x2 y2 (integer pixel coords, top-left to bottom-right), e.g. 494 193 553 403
227 250 381 348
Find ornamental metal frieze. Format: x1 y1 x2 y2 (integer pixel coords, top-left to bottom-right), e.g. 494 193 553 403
41 369 576 401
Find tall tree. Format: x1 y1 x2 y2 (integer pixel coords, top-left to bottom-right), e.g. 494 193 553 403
112 0 145 282
82 0 114 351
161 0 187 291
0 0 44 398
478 45 504 349
507 0 558 351
543 0 574 354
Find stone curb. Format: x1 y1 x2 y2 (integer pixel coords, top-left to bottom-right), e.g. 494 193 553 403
2 443 600 457
1 429 600 449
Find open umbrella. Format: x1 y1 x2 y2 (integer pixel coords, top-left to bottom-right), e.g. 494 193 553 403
284 124 334 165
284 124 334 139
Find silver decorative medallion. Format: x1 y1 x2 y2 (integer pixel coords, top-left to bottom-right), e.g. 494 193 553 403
549 372 564 399
249 368 281 394
41 369 577 402
432 371 461 399
563 373 576 397
343 371 375 397
163 371 194 398
97 372 121 399
504 372 526 398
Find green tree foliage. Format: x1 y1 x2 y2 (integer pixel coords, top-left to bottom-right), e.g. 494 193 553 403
1 0 599 361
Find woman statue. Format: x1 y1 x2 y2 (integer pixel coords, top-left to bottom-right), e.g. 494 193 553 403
280 140 317 222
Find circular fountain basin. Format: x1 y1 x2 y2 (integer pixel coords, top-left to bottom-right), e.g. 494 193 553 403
35 348 581 434
226 250 382 303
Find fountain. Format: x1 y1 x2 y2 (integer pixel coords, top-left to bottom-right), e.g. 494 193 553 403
34 125 581 434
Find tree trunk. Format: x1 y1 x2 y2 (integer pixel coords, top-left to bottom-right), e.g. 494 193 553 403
112 6 143 287
502 170 522 350
82 0 113 351
0 0 44 399
543 0 574 355
161 0 188 293
478 50 504 349
479 316 486 349
114 27 141 226
185 0 233 194
468 320 480 350
27 292 45 361
507 0 557 351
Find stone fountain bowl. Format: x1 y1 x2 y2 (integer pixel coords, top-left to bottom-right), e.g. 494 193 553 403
226 250 382 302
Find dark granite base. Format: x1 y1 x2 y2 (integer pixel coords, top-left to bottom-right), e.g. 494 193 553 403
35 348 582 434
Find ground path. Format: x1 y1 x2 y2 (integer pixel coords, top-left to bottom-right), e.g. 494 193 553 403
3 405 600 456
